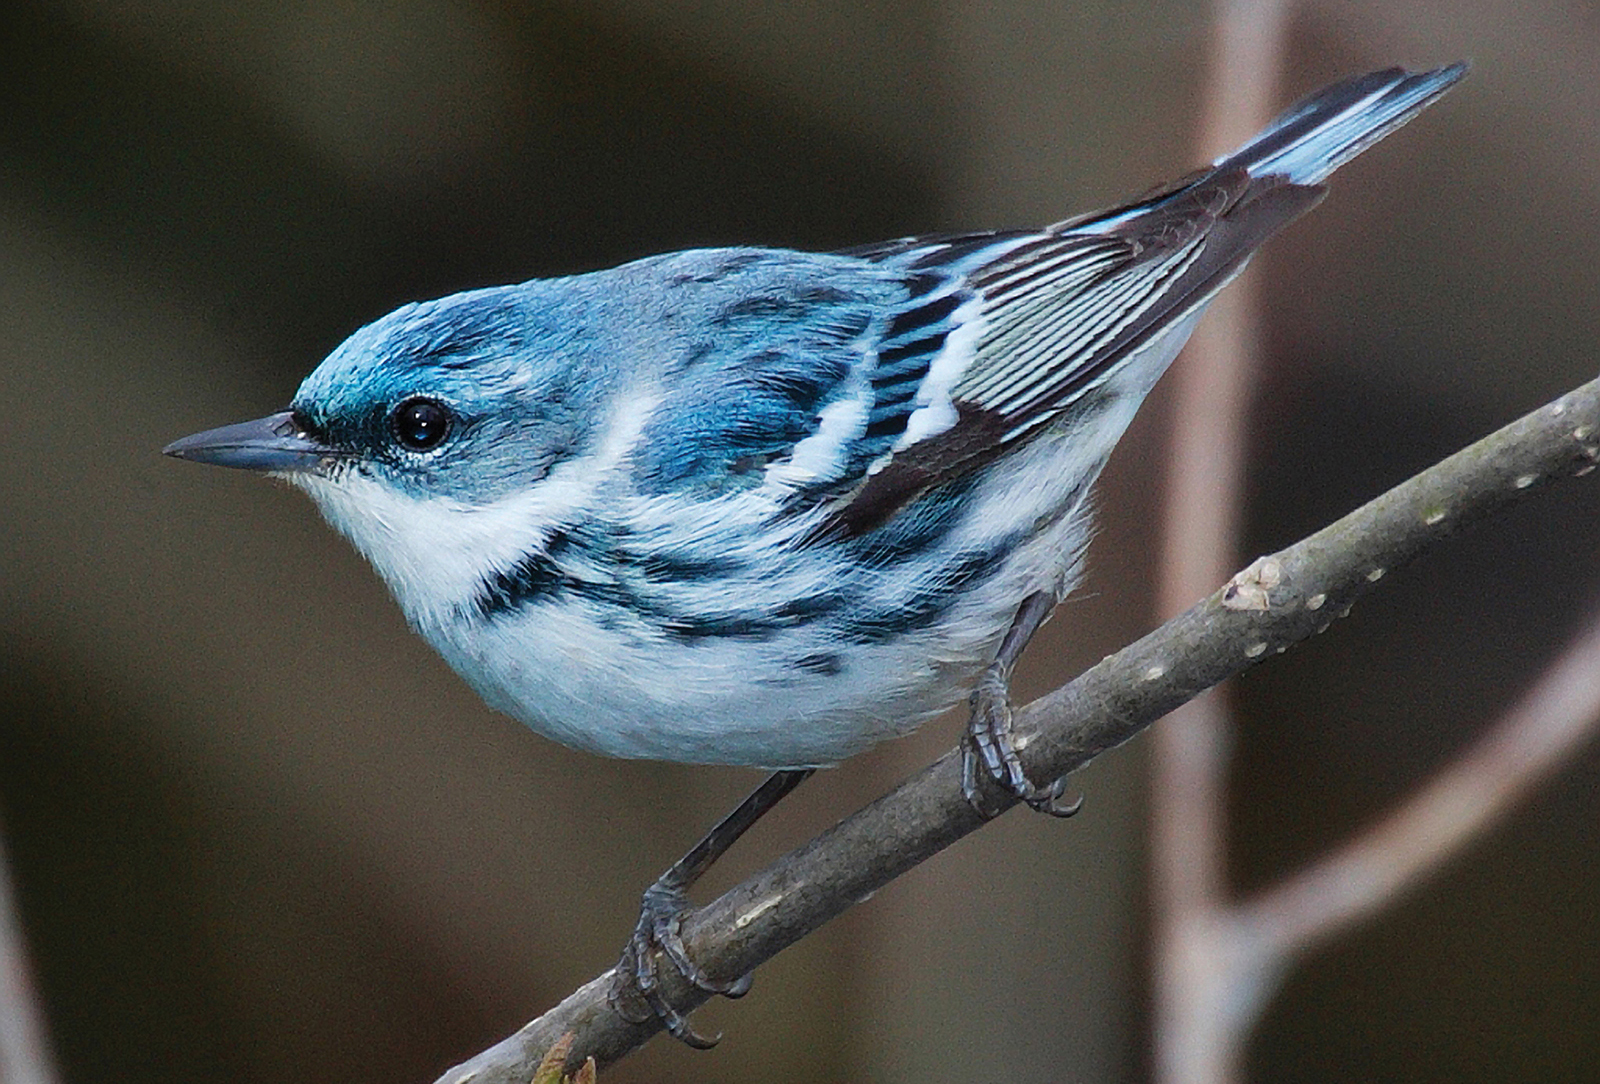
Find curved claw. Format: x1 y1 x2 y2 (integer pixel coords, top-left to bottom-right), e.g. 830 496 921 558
1023 776 1084 818
964 665 1082 818
608 883 752 1048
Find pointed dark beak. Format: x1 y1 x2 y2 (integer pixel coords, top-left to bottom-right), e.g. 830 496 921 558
163 410 339 472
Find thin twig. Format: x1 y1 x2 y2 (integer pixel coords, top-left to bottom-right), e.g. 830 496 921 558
435 376 1600 1083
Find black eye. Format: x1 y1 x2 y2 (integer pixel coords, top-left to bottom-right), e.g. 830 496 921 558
391 398 452 451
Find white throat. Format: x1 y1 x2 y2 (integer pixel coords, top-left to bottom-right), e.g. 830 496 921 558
287 390 656 629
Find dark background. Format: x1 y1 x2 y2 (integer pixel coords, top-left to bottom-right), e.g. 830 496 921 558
3 1 1598 1081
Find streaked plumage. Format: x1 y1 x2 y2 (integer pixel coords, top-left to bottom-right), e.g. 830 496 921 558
167 65 1464 770
165 66 1465 1045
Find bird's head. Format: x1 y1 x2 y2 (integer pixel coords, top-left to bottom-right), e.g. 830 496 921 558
165 284 624 622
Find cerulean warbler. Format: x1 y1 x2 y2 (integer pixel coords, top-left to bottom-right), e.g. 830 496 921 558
167 64 1464 1045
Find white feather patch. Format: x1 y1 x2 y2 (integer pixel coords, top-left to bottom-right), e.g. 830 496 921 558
764 378 868 488
894 290 985 451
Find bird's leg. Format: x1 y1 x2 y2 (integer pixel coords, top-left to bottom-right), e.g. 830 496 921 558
610 767 815 1047
963 591 1082 818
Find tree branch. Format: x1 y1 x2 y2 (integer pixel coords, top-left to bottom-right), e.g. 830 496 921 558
435 374 1600 1083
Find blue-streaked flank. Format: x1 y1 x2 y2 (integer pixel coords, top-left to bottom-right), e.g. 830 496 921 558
165 65 1464 768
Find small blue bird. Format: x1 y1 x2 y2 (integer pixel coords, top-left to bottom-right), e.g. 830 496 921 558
167 64 1464 1043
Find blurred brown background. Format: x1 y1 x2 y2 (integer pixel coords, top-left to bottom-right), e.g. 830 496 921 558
3 1 1598 1081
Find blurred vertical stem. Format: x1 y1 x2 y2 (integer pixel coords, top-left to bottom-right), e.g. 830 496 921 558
0 820 60 1084
1151 2 1290 1082
1150 16 1600 1084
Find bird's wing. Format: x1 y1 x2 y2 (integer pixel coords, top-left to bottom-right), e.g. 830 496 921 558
814 63 1463 535
812 169 1321 534
630 165 1309 522
628 174 1315 523
635 65 1463 534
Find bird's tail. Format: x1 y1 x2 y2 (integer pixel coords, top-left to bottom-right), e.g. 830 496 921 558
1217 63 1466 186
